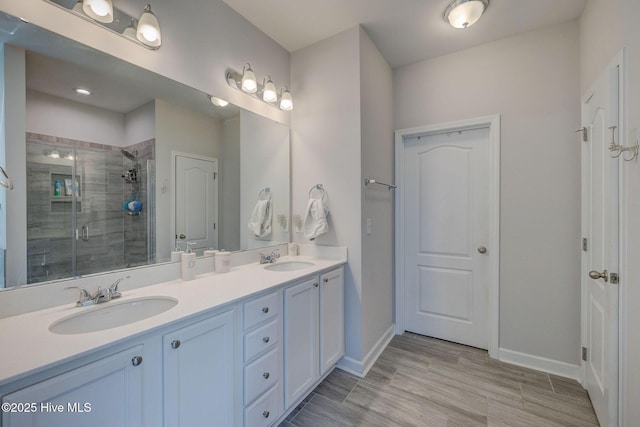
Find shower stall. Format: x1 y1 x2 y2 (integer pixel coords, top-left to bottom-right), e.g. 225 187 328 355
25 133 156 284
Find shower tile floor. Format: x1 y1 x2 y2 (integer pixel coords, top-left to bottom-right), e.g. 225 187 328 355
280 333 598 426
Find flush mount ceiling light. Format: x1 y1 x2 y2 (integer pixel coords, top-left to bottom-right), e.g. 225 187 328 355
226 65 293 111
82 0 113 23
137 4 161 48
209 96 229 107
74 87 91 96
444 0 489 29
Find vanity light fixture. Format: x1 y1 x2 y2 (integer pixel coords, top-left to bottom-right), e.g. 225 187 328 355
74 87 91 96
64 152 76 161
444 0 489 29
47 149 61 159
82 0 113 23
226 64 293 111
136 4 161 48
209 96 229 107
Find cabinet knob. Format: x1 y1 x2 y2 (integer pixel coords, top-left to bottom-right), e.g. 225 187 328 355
263 372 270 379
263 410 270 419
262 306 269 314
131 356 143 366
313 282 319 288
323 278 329 283
171 340 181 349
263 336 270 343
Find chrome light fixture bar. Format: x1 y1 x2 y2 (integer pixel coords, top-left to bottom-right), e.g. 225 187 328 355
42 0 162 49
227 64 293 111
444 0 489 29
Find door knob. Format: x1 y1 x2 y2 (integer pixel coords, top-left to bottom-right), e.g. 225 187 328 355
589 269 608 282
477 246 487 254
179 234 186 239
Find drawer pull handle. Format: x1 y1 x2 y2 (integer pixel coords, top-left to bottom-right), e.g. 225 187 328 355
313 282 319 288
263 372 270 379
263 336 270 343
262 306 269 314
323 278 329 283
171 340 181 349
263 410 270 418
131 356 143 366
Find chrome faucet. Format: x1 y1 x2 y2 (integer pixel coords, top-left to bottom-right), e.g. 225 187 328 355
259 251 280 264
65 276 130 307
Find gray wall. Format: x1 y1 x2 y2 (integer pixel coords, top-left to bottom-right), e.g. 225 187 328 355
394 22 582 365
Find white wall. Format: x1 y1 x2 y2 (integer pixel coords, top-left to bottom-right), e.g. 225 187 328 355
125 101 155 146
291 27 364 360
240 110 290 250
0 0 291 125
154 98 223 261
394 22 582 365
26 90 126 145
359 27 394 357
220 116 240 251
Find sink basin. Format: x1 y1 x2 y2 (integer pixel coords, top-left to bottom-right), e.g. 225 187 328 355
264 261 315 272
50 296 178 335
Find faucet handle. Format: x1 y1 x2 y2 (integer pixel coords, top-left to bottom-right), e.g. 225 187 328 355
65 286 93 306
109 276 130 298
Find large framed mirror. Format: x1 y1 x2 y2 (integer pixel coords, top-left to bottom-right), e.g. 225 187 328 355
0 12 290 289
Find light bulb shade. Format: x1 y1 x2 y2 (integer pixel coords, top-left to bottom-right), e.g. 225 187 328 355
241 64 257 93
262 77 278 103
210 96 229 107
444 0 488 29
82 0 114 23
137 4 162 48
48 150 60 159
280 88 293 111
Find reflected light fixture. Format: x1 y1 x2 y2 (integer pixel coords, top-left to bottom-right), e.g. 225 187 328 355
137 4 161 48
279 87 293 111
82 0 113 23
210 96 229 107
64 152 76 161
444 0 489 29
47 149 61 159
74 87 91 96
262 76 277 103
241 63 258 93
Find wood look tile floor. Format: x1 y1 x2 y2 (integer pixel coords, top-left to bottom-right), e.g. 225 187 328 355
279 333 599 427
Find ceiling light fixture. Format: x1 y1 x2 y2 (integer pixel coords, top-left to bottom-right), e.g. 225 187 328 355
209 96 229 107
137 4 161 48
226 65 293 111
74 87 91 96
444 0 489 29
82 0 113 23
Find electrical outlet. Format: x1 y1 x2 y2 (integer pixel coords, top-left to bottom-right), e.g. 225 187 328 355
293 214 303 233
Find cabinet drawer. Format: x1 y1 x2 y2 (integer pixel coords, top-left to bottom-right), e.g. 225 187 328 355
244 319 279 362
244 348 279 404
244 291 279 330
244 384 281 427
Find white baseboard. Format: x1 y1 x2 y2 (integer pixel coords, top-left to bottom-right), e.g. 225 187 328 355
498 347 581 381
337 325 395 378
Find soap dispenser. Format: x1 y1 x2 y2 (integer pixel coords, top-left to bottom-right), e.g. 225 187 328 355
181 242 196 281
171 241 184 262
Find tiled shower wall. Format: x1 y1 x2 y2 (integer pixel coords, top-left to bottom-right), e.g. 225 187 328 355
25 133 155 284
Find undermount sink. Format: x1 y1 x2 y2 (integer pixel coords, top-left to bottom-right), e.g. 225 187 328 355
49 296 178 335
263 261 315 272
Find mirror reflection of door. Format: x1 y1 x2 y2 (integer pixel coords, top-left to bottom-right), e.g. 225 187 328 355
174 154 218 254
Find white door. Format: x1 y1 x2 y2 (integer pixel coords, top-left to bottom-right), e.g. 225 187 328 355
403 127 490 349
175 155 218 252
581 64 620 427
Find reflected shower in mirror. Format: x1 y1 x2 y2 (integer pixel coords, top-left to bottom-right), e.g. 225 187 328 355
0 12 290 289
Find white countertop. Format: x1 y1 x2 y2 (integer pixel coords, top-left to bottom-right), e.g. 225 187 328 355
0 255 346 387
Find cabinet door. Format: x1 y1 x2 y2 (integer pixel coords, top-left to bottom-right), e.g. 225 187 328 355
283 277 319 408
320 267 345 376
163 309 235 427
2 346 144 427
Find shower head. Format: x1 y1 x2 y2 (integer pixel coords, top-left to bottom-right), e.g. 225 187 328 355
121 149 137 161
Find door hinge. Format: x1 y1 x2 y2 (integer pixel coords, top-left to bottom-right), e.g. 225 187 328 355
213 172 218 180
582 238 588 252
610 272 619 284
213 222 216 230
582 347 588 361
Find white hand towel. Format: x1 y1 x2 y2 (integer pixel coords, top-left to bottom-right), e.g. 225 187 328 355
303 198 329 240
248 199 272 237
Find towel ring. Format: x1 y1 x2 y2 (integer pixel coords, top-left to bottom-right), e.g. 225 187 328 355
0 166 13 190
308 184 327 202
259 187 272 201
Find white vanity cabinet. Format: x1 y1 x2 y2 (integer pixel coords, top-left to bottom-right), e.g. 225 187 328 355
283 266 344 408
241 290 282 427
163 308 236 427
1 345 146 427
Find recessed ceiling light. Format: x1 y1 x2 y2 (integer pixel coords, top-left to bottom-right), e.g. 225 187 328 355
74 88 91 96
210 96 229 107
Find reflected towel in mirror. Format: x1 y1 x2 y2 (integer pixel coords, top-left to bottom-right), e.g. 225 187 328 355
248 199 272 237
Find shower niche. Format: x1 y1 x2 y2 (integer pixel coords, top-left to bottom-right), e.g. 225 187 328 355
50 169 81 213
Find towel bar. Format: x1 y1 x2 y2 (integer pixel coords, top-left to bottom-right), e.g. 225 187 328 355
364 179 396 190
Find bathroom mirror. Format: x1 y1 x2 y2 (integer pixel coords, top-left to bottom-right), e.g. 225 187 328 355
0 12 290 289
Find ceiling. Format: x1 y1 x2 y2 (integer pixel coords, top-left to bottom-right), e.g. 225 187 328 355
220 0 587 68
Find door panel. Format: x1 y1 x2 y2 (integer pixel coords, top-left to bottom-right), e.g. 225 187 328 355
404 128 489 349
